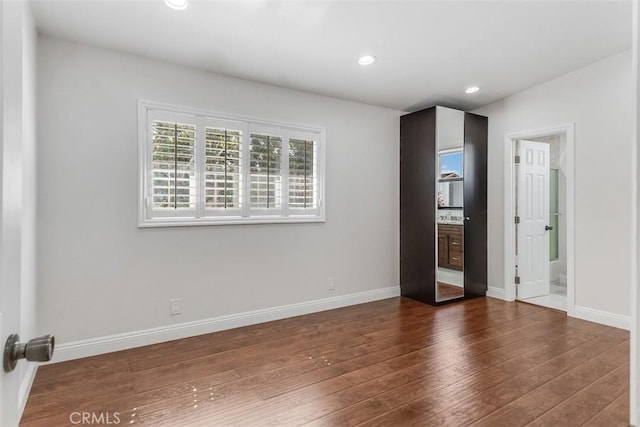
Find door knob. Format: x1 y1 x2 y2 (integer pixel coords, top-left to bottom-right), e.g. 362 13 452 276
545 225 554 231
465 217 470 221
3 334 55 372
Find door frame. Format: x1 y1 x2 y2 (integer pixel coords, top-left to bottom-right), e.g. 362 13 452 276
503 123 575 315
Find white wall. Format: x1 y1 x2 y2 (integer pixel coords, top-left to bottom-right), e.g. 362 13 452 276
1 0 38 425
36 36 400 346
475 50 633 319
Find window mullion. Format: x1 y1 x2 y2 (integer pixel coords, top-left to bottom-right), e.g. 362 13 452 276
282 132 290 217
241 123 250 217
146 114 154 219
224 129 228 210
196 117 206 218
304 140 308 209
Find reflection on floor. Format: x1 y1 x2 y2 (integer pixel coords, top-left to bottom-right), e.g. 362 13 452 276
521 282 567 311
437 282 464 300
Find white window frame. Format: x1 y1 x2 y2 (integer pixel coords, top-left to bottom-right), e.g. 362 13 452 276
138 100 326 227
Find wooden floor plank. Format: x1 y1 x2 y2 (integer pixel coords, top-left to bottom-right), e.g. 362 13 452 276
20 297 630 426
470 340 629 426
361 329 626 427
526 363 630 427
582 390 630 427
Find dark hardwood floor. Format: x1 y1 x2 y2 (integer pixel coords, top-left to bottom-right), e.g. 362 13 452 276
21 297 629 426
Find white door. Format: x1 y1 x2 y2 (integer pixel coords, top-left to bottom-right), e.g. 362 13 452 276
1 1 26 424
516 140 550 300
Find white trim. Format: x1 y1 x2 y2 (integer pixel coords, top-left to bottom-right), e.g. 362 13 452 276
486 286 507 301
138 216 325 228
49 286 401 363
631 1 639 424
18 364 37 419
572 305 631 331
140 99 326 135
503 124 575 314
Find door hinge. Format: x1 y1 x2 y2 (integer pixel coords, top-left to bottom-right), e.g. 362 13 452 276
514 216 520 224
514 275 520 285
515 155 521 164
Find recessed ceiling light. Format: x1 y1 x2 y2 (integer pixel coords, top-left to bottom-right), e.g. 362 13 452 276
165 0 188 10
358 55 376 66
465 86 480 94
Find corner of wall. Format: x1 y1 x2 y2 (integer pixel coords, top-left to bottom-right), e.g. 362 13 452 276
486 285 508 301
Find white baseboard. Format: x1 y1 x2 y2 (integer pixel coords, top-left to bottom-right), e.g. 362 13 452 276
571 305 631 331
51 286 401 363
486 286 508 301
18 364 37 419
437 268 463 287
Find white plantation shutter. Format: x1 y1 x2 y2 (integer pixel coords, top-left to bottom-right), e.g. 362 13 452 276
288 138 317 209
249 133 282 211
139 102 325 226
150 119 197 215
205 127 242 211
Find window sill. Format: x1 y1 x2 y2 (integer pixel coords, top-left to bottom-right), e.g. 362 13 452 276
138 215 326 228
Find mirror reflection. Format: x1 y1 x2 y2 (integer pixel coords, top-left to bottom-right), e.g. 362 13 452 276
435 107 464 302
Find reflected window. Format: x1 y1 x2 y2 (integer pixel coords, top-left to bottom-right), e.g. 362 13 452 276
439 150 463 179
437 149 463 209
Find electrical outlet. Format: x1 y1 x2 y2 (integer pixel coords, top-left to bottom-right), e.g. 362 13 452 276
328 277 336 291
170 298 181 315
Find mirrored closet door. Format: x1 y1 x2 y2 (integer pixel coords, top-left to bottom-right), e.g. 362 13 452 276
435 107 465 302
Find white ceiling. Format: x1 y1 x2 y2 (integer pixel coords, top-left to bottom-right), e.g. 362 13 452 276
30 0 632 112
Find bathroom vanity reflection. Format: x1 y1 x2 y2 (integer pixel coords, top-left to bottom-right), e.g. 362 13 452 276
400 105 487 305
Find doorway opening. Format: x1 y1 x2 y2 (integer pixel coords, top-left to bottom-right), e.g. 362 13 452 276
504 124 574 314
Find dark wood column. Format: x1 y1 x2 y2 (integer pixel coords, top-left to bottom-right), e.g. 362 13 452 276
400 107 436 304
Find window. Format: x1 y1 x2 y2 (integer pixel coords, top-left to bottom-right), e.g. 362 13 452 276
151 120 197 211
205 127 242 211
288 138 317 210
437 149 463 209
139 102 325 226
249 133 282 210
438 149 463 179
